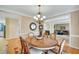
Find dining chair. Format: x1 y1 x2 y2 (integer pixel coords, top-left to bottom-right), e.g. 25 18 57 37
50 33 56 40
20 36 30 54
43 32 49 38
28 32 34 39
27 32 35 49
50 39 65 54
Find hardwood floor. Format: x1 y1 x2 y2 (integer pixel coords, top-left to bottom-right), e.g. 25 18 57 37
64 42 79 54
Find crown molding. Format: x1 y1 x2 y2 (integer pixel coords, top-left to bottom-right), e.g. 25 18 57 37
47 8 79 20
0 7 79 20
0 9 32 18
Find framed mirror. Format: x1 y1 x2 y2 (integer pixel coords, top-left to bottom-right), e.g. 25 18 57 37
30 22 37 31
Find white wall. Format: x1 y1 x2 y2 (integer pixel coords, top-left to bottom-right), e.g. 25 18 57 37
6 16 39 38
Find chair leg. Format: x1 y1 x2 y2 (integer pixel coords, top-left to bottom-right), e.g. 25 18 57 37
42 50 49 54
50 49 58 54
29 47 33 49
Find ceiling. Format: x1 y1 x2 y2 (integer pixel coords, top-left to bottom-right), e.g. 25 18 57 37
0 5 79 19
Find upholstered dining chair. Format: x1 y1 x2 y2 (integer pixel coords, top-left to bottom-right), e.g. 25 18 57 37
42 32 49 38
28 32 34 39
50 33 56 40
20 36 30 54
27 32 35 49
50 39 65 54
20 36 43 54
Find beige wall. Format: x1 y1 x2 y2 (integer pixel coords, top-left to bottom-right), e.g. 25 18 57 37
70 10 79 49
19 16 39 36
6 17 20 38
71 10 79 35
5 16 39 39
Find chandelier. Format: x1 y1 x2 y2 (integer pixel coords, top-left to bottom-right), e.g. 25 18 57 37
33 5 46 23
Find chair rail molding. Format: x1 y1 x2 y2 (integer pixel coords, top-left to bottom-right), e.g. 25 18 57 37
69 35 79 49
70 35 79 37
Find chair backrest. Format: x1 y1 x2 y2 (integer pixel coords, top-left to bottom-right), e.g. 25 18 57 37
28 32 34 39
20 36 30 54
50 33 56 40
43 31 49 37
58 39 65 54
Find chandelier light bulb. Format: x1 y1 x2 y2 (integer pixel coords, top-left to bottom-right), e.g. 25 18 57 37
33 5 46 21
34 16 37 19
40 18 43 20
35 18 38 21
43 16 46 19
37 14 40 18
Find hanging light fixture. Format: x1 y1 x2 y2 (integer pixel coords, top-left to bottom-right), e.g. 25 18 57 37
33 5 46 22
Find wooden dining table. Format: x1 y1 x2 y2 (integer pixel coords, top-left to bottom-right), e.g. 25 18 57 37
26 36 58 54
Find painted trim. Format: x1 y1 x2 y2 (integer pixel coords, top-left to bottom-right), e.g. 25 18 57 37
20 33 28 35
47 8 79 20
19 19 21 36
0 9 32 18
70 35 79 37
69 44 79 49
0 7 79 20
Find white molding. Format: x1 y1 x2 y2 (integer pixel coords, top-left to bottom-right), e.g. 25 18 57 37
19 19 21 36
69 16 79 49
70 35 79 37
20 33 28 35
69 36 79 49
0 9 32 17
47 8 79 20
0 7 79 20
69 14 71 48
69 44 79 49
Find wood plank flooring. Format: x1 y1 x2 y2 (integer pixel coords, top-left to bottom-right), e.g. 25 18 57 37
64 42 79 54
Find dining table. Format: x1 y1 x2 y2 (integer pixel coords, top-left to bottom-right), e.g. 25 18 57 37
26 36 58 54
